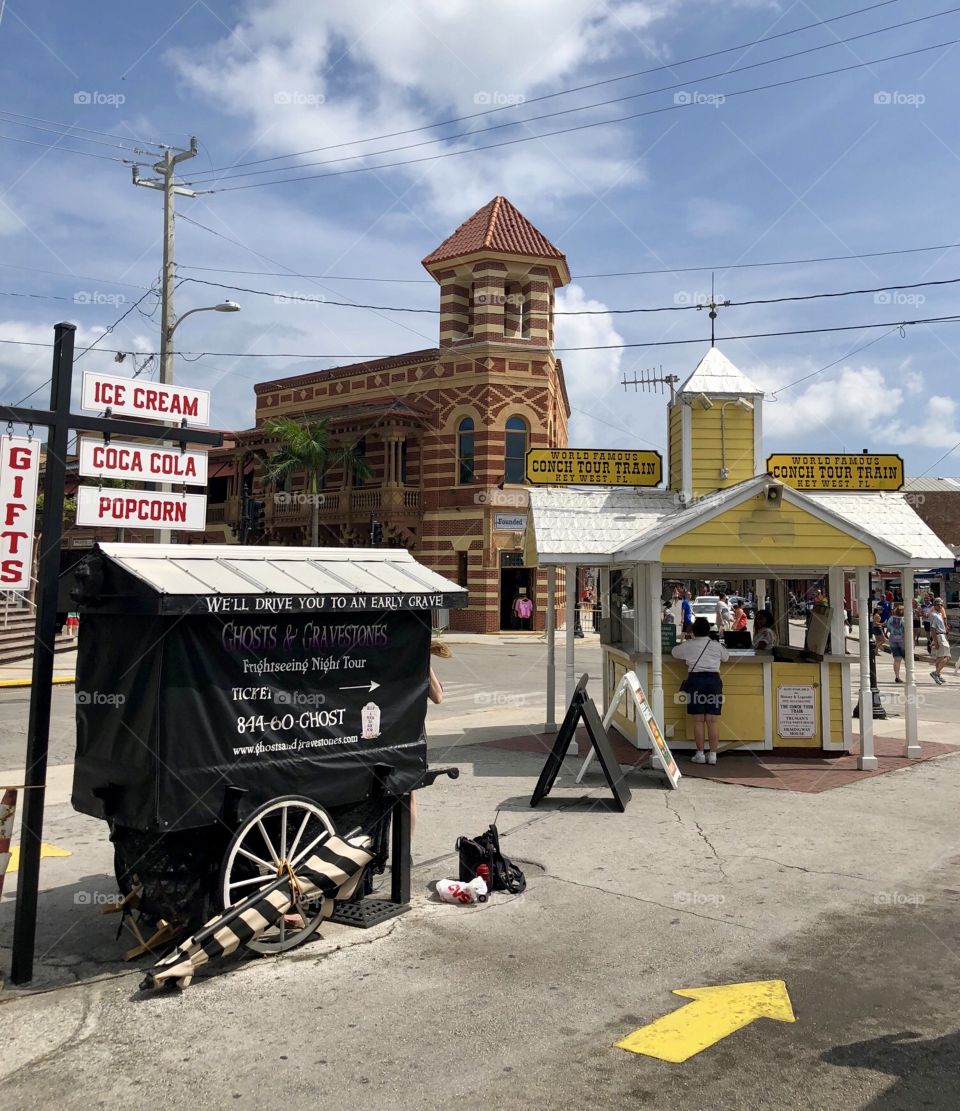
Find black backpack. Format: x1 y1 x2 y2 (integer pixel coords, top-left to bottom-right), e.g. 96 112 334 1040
456 823 526 895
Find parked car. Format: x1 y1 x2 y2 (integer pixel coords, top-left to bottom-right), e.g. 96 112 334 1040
691 594 721 629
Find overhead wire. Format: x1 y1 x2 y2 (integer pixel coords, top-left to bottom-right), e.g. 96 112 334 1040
185 6 959 187
194 37 960 193
174 239 960 286
0 108 168 151
0 131 149 164
0 113 161 154
189 0 907 177
177 273 960 317
4 312 960 358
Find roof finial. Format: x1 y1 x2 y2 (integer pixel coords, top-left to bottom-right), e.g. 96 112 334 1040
697 272 730 346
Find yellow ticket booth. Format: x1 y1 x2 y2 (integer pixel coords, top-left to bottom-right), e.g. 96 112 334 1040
525 347 953 768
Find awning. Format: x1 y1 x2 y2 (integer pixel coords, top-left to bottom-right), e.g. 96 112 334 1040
69 543 468 615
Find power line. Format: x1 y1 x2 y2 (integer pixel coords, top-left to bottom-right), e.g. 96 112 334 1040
0 108 168 150
175 239 960 286
0 260 152 291
189 0 906 178
198 37 960 193
0 131 146 164
4 311 959 358
187 6 957 187
178 273 960 317
0 112 161 155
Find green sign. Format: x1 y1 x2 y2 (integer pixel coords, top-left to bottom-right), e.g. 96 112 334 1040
661 621 677 649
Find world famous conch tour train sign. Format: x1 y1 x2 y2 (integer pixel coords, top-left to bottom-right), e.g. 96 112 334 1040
526 448 663 487
766 454 904 492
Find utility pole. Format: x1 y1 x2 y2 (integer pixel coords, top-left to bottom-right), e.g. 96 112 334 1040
133 138 198 542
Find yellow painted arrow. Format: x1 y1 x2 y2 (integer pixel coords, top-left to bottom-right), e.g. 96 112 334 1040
5 842 72 874
615 980 796 1063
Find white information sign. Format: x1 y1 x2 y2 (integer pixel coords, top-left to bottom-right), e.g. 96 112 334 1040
81 371 210 427
78 437 209 485
0 435 41 590
576 669 681 790
776 684 817 739
76 486 208 531
494 513 527 531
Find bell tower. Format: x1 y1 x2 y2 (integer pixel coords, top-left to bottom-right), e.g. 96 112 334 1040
668 346 764 501
422 195 571 352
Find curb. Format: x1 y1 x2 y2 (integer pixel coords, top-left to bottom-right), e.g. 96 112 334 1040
0 677 75 689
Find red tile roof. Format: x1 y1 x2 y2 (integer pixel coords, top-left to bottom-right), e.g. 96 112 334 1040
422 196 566 267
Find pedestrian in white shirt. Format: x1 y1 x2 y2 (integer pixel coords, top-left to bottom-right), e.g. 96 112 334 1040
929 600 951 684
671 617 730 764
715 593 732 633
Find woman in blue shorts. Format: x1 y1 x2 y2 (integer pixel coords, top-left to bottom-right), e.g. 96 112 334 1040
671 616 730 765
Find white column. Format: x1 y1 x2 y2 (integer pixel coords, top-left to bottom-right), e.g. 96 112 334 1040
902 568 920 757
544 566 557 733
755 578 766 613
857 567 877 770
650 561 664 726
565 565 577 706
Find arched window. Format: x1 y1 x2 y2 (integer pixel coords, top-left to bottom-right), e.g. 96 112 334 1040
457 418 475 484
504 415 528 484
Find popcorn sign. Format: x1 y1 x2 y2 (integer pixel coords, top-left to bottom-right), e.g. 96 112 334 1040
0 436 41 589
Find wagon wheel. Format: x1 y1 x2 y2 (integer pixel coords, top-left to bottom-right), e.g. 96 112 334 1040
220 795 337 954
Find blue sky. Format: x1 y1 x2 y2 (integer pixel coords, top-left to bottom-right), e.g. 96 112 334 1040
1 0 959 475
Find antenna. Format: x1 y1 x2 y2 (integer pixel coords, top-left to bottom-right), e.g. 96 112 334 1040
696 273 731 345
620 364 680 402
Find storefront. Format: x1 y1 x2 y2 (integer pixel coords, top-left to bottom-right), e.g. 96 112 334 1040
525 347 953 767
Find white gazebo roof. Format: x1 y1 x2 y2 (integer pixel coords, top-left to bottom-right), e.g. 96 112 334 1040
526 480 954 569
677 346 764 397
525 488 677 563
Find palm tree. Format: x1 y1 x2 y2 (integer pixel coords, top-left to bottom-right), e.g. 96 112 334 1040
263 417 371 547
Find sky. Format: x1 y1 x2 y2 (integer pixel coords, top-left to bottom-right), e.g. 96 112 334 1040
1 0 959 476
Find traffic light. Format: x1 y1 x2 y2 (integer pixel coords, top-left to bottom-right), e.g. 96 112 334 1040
370 518 383 546
250 499 266 534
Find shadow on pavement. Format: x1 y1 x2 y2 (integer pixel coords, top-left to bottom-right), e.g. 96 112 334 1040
821 1030 960 1109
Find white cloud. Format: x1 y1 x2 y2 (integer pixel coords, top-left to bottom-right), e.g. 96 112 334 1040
554 284 665 449
167 0 673 218
686 197 750 239
752 360 960 452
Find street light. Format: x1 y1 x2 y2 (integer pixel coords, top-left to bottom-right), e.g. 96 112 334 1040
157 301 241 543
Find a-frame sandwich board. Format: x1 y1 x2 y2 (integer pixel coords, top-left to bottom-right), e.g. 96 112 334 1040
530 673 631 811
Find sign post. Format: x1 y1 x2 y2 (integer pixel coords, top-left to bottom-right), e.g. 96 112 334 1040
1 323 222 984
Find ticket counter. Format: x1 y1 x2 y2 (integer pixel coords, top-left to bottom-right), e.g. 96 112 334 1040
603 644 852 752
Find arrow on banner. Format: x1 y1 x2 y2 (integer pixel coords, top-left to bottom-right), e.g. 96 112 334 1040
615 980 796 1063
340 681 380 692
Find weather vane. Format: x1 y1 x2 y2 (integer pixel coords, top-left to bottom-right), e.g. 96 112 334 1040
696 273 730 345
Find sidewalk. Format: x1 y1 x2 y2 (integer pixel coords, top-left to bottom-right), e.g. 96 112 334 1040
0 648 77 687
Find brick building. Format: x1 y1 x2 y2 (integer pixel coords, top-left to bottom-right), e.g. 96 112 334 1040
205 196 572 632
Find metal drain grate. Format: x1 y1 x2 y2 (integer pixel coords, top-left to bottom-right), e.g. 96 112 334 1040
330 898 410 929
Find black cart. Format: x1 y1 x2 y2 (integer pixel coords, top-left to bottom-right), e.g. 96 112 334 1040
64 543 466 954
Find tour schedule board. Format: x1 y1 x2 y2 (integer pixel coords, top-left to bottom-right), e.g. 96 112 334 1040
66 544 467 832
766 453 904 491
526 448 663 487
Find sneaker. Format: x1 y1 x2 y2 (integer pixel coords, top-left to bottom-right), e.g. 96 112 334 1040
706 751 717 765
894 677 903 684
931 671 944 685
691 751 706 764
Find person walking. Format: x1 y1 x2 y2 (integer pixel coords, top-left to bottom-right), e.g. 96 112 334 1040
715 593 732 633
885 604 906 683
671 616 730 765
681 590 694 636
731 600 748 632
929 599 952 685
913 597 923 648
921 595 934 653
